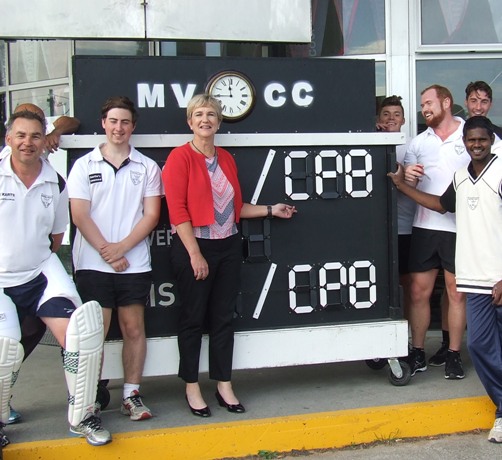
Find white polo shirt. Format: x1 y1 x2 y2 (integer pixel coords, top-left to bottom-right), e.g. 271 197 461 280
0 154 68 287
67 144 163 274
404 117 470 233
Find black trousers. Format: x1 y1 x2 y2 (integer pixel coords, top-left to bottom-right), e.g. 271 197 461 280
171 233 241 383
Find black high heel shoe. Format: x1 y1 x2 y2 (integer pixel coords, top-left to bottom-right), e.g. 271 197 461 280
215 390 246 413
185 395 211 417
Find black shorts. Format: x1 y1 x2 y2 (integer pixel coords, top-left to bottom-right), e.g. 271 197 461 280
4 273 76 320
408 227 456 274
75 270 152 308
398 234 412 275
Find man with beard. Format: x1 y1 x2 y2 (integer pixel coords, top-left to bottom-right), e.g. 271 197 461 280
402 85 470 380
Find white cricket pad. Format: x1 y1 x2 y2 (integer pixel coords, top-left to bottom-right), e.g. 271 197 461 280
0 290 21 342
64 300 104 427
0 337 23 423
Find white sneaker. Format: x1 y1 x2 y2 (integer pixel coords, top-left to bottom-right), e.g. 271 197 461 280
488 417 502 443
70 413 112 446
121 390 152 421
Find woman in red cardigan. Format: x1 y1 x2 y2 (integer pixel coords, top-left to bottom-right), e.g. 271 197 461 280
162 94 295 417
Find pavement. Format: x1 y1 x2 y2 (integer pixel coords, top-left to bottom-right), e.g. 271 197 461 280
2 331 499 460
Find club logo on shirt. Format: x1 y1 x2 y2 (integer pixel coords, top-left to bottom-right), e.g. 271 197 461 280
455 145 466 155
467 197 479 210
41 193 53 208
89 173 103 184
130 171 144 185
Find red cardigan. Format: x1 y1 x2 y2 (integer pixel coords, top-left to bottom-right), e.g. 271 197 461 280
162 143 243 227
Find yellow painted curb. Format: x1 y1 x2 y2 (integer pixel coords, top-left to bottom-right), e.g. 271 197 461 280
4 396 495 460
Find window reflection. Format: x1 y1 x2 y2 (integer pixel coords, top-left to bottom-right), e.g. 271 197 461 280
9 41 69 85
416 59 502 130
0 93 5 147
160 41 265 57
75 41 149 56
0 42 6 86
421 0 502 45
287 0 385 57
11 85 71 117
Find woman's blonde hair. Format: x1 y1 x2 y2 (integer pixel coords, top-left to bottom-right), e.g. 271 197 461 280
186 94 223 122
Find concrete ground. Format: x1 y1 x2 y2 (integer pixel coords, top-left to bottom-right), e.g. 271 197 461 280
2 331 498 459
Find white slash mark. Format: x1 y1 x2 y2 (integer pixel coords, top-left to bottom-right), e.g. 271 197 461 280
253 263 277 319
251 149 276 204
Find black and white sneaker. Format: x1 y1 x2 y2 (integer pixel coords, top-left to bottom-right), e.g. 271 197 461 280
428 341 448 367
445 350 465 379
403 348 427 377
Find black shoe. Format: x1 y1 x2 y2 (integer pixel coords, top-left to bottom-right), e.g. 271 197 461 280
215 390 246 413
445 350 465 380
403 348 427 377
185 395 211 417
428 341 449 367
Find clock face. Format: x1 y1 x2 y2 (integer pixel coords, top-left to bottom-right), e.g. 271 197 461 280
206 71 256 121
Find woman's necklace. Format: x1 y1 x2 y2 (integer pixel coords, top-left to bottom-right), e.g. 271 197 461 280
191 140 216 158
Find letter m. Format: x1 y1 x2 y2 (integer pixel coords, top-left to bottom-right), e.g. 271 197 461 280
137 84 165 108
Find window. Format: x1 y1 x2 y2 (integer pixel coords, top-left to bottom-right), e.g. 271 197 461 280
0 41 6 86
10 85 71 117
9 41 69 85
0 93 5 146
160 41 267 58
288 0 385 57
75 41 149 56
421 0 502 45
416 59 502 128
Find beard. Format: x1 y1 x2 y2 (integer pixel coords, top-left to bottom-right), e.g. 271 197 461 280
424 107 446 128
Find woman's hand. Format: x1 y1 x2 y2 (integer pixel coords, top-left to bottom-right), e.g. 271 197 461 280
271 204 297 219
191 252 209 281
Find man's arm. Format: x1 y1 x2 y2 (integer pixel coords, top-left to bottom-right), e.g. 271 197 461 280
387 163 446 213
50 233 64 252
70 198 109 252
45 116 80 153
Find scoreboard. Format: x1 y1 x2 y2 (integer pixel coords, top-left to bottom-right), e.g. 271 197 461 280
66 57 408 377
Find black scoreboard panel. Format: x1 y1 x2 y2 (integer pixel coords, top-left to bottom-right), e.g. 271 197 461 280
72 56 375 135
70 143 399 340
70 56 400 340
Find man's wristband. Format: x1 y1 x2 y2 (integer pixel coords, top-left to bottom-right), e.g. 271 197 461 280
267 205 273 218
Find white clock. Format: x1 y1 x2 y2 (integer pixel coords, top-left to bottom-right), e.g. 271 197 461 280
206 71 256 121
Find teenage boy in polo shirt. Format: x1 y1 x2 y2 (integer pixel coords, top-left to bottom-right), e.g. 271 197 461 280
67 96 162 421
